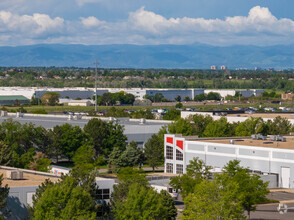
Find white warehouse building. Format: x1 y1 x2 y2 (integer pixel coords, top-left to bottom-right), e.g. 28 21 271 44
164 134 294 188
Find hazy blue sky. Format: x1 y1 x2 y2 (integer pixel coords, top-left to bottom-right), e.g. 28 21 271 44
0 0 293 46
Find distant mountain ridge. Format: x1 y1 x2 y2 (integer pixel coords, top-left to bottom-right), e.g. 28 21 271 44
0 44 293 69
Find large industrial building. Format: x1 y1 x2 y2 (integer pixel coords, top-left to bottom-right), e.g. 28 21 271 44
164 134 294 188
0 87 264 101
0 113 171 147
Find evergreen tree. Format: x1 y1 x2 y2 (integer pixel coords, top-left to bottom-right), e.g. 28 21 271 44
144 134 164 171
0 174 10 219
0 141 12 166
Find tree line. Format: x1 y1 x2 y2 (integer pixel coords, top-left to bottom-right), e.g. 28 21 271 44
0 67 293 92
169 115 294 137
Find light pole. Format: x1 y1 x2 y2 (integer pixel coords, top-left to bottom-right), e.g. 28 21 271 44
95 59 98 112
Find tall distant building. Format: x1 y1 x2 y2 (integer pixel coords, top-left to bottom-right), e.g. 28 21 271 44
210 65 217 70
220 65 227 70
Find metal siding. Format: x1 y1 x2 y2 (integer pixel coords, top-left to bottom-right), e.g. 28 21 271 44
273 152 294 160
187 143 205 152
207 145 235 154
239 148 269 158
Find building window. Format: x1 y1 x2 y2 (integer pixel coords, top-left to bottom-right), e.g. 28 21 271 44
166 163 173 173
176 164 183 174
97 189 110 200
176 149 183 161
166 146 173 160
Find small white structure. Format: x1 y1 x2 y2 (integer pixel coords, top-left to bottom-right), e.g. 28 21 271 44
68 100 93 106
95 177 115 203
50 165 71 176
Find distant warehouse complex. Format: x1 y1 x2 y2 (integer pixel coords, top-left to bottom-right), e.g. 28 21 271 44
0 87 264 102
164 134 294 188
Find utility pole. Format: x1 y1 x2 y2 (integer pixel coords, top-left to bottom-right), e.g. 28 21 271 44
95 59 98 112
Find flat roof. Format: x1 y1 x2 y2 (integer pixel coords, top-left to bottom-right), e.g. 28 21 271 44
229 113 294 119
190 136 294 150
0 114 170 130
0 169 59 187
0 95 29 101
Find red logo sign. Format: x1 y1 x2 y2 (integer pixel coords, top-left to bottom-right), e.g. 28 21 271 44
176 140 183 150
166 137 173 144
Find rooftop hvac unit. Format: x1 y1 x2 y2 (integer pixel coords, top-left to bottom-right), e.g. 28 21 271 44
139 118 146 124
269 135 286 142
0 111 7 117
251 134 266 140
6 170 23 180
16 112 23 118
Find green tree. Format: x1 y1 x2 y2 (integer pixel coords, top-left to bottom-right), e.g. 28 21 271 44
168 118 194 136
72 144 99 173
29 152 51 172
144 134 164 171
113 183 173 220
30 96 42 105
219 160 269 218
163 109 180 120
206 92 221 100
153 93 164 102
267 116 292 135
84 118 127 157
175 95 181 102
182 180 245 220
175 102 183 109
170 157 212 199
235 117 268 136
203 117 233 137
109 143 143 173
0 174 10 220
31 176 96 220
111 168 148 209
50 124 86 161
160 190 178 219
131 109 154 119
0 141 12 166
184 96 190 101
120 142 143 168
189 114 213 137
194 93 207 101
41 92 60 106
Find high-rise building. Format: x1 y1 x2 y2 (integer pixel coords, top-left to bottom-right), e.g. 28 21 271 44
210 65 217 70
220 65 227 70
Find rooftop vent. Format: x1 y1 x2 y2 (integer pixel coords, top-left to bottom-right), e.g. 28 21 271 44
0 111 7 117
6 170 23 180
16 112 23 118
268 135 286 142
139 118 146 124
109 117 117 122
251 134 266 140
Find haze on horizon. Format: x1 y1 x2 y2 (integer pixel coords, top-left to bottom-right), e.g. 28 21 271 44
0 0 293 47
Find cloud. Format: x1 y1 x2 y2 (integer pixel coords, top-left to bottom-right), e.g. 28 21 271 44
0 11 64 36
80 16 105 28
128 6 294 35
0 6 293 46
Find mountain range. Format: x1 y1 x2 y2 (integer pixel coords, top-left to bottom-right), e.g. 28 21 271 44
0 44 293 69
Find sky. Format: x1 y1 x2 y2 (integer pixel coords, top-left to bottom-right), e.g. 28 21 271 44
0 0 293 46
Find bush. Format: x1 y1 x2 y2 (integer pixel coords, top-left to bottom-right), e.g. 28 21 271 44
31 109 48 114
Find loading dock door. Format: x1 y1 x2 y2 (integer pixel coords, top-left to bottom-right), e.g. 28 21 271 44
281 167 290 188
